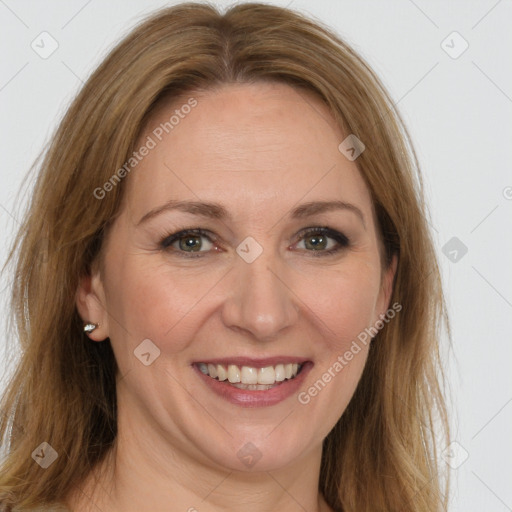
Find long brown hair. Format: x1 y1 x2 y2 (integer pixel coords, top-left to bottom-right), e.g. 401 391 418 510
0 3 450 510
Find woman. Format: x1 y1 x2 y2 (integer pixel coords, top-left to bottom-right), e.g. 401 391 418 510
0 3 450 511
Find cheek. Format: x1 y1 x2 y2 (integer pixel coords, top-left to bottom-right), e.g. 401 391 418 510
299 260 382 351
139 270 208 346
294 265 379 428
104 254 205 354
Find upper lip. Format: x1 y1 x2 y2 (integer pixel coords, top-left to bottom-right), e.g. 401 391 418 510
193 356 311 368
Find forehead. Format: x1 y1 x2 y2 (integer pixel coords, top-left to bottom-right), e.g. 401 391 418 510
123 82 373 223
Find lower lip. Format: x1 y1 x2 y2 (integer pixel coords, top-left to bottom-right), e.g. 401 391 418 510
193 362 313 408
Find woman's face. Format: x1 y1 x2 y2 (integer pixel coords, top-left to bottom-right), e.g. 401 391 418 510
79 82 396 472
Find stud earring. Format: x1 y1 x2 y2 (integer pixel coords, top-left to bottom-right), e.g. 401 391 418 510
83 322 99 334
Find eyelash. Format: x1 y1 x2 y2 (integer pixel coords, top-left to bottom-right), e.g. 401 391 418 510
159 227 350 259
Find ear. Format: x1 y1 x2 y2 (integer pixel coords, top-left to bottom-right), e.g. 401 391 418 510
375 253 398 321
75 261 110 342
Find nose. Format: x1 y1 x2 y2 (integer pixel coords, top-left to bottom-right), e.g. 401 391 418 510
221 248 300 341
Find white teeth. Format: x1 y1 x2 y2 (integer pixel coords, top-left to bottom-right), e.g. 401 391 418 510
241 366 258 384
216 365 228 381
227 364 241 383
258 366 275 385
274 364 285 382
207 364 217 379
199 362 303 385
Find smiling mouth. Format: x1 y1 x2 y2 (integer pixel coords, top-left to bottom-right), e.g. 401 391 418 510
196 362 304 390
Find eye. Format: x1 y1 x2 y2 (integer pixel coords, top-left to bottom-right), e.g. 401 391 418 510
159 226 350 258
294 227 350 256
160 228 215 257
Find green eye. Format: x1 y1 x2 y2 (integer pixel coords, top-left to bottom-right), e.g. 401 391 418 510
160 226 350 258
161 229 214 254
296 227 350 255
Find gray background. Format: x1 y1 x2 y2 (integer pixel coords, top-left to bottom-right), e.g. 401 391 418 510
1 0 511 510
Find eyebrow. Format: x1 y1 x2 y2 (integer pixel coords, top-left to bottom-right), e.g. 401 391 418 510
137 199 366 227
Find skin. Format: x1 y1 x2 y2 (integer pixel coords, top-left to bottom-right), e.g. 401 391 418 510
70 82 396 512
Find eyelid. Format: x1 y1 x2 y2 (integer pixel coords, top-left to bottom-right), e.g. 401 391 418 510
294 226 348 243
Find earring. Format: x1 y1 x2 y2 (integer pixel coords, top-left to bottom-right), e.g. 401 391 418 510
83 322 99 334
